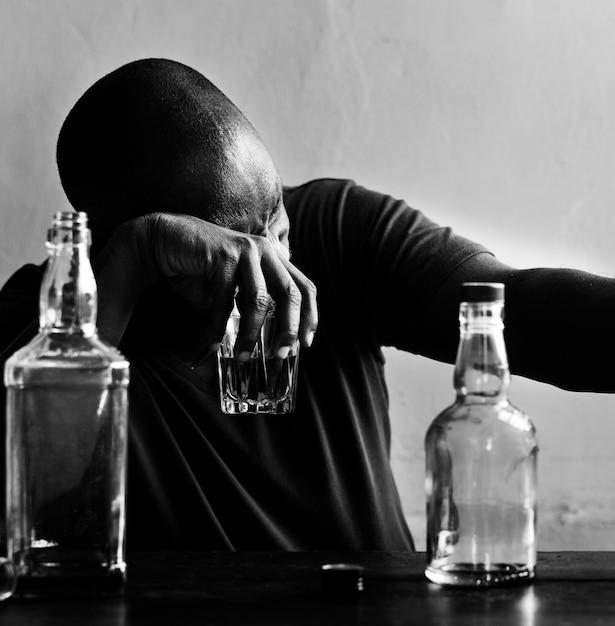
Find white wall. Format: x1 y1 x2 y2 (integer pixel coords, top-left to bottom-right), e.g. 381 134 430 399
1 0 615 549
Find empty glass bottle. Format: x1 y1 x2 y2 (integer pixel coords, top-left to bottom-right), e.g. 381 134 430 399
4 211 129 596
425 282 537 586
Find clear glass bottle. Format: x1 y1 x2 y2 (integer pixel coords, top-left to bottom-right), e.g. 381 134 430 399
4 211 129 596
425 282 537 586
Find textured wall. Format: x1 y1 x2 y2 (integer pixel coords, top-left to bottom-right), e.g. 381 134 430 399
1 0 615 549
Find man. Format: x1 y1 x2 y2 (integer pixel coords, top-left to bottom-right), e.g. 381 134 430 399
1 58 614 550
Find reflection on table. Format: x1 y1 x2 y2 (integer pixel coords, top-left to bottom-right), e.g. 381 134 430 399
0 551 614 625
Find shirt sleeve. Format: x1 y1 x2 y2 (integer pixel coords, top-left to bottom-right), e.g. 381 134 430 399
285 178 492 354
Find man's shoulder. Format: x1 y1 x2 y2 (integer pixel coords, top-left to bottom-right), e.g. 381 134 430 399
0 263 43 355
283 178 356 205
0 263 44 298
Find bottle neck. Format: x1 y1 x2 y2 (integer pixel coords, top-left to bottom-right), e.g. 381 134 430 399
39 213 97 336
454 301 509 402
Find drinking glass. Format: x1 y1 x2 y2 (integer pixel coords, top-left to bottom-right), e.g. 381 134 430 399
217 308 299 414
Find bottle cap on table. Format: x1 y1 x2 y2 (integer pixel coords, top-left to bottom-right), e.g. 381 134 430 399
320 563 365 597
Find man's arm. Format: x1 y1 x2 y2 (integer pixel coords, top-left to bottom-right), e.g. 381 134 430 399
93 213 318 356
93 222 152 347
286 179 615 393
0 213 318 366
388 244 615 393
437 254 615 392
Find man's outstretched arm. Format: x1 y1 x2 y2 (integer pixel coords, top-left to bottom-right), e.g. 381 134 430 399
290 179 615 394
416 252 615 393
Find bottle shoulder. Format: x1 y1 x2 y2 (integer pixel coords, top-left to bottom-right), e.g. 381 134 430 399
4 330 129 387
427 398 536 437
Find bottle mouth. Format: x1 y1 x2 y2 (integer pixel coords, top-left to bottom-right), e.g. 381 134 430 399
51 211 88 229
47 212 91 247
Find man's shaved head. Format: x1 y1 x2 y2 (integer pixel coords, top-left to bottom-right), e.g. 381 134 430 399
57 58 281 239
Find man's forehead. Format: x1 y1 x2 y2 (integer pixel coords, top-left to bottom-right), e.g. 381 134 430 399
228 133 282 230
245 179 282 231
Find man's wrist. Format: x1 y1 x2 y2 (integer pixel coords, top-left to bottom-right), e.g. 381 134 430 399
93 218 156 345
111 217 159 288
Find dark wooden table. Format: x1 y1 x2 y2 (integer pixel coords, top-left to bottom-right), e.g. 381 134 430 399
0 551 614 625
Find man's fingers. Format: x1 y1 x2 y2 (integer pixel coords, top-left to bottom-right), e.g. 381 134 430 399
191 274 235 367
260 248 303 356
234 246 273 359
282 259 318 348
206 287 236 350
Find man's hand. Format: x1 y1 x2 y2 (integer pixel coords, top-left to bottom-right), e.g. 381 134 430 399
93 213 318 356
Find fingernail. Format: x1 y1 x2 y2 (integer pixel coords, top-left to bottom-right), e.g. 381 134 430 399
238 351 251 363
276 345 290 360
306 331 315 348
